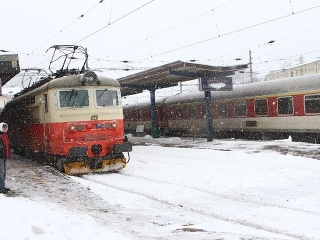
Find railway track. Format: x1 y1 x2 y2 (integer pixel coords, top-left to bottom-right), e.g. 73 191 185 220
82 171 311 240
7 138 320 239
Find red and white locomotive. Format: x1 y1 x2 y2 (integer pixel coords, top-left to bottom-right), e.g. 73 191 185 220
124 73 320 143
0 45 131 175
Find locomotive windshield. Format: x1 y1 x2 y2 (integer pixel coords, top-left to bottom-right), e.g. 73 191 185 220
95 89 119 107
59 89 89 108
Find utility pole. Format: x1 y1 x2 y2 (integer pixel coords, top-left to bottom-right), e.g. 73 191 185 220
204 90 213 142
249 50 253 83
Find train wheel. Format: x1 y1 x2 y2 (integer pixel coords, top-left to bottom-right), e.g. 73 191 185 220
57 158 66 173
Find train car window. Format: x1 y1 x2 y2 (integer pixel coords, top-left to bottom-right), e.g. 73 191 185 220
128 110 132 120
278 97 293 115
234 101 247 117
133 109 138 121
217 103 228 118
305 94 320 114
199 105 206 118
59 89 89 108
254 99 268 116
139 109 144 120
168 108 174 119
188 105 196 119
95 89 119 107
176 106 183 119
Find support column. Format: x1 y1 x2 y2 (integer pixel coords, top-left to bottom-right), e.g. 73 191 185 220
149 88 158 138
204 91 213 142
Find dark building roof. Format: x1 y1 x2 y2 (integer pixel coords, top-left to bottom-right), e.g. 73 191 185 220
0 54 20 86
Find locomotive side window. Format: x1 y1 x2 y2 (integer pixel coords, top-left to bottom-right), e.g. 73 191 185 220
278 97 293 115
217 103 228 118
26 96 35 105
59 89 89 108
44 94 48 113
95 89 119 107
234 101 247 117
305 94 320 114
254 99 268 116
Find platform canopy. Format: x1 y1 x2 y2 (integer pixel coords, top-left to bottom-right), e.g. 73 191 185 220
118 60 248 96
0 54 20 86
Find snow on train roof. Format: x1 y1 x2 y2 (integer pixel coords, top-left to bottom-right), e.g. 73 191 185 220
165 73 320 103
124 74 320 107
46 73 120 89
12 73 120 100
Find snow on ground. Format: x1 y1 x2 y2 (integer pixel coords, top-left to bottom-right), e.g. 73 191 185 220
1 136 320 240
0 196 127 240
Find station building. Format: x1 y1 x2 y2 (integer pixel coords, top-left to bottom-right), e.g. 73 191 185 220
265 59 320 81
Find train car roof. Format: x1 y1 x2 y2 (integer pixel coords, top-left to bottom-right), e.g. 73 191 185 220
124 73 320 107
123 97 166 109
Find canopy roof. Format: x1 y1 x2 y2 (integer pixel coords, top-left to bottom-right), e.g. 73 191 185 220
118 60 248 96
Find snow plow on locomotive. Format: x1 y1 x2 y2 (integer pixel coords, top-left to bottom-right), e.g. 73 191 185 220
0 45 131 175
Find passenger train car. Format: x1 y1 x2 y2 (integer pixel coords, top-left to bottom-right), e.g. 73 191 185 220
124 73 320 144
0 45 131 175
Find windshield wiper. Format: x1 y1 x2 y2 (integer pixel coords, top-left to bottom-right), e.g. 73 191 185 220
66 89 77 107
97 88 108 100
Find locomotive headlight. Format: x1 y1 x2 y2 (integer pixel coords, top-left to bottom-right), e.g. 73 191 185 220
111 122 117 129
77 124 84 131
70 125 76 131
105 122 111 129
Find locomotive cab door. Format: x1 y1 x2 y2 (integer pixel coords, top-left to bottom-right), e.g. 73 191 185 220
42 93 50 153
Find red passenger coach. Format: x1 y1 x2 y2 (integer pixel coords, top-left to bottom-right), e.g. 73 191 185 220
124 73 320 144
1 71 132 175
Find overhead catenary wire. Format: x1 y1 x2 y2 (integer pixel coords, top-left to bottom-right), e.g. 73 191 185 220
101 3 320 75
31 0 105 54
194 25 320 67
5 1 320 85
105 0 237 57
137 4 320 62
86 23 320 77
289 0 295 14
74 0 157 45
23 0 156 71
9 0 106 73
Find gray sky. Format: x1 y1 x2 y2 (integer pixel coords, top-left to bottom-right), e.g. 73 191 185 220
2 0 320 88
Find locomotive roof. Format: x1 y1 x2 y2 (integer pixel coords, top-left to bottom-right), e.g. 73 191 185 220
46 73 120 89
12 73 120 100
